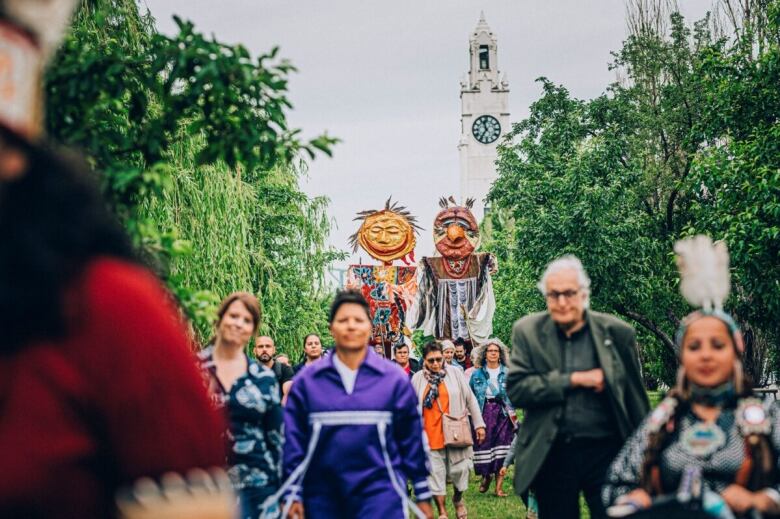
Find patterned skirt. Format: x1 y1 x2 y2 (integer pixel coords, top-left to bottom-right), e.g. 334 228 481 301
473 399 514 476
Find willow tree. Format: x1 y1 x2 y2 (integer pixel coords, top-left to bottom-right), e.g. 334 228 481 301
44 0 342 355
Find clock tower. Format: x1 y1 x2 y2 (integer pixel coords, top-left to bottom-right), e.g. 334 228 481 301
458 12 510 219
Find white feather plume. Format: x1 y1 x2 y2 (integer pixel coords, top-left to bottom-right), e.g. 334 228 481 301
674 235 731 312
3 0 78 58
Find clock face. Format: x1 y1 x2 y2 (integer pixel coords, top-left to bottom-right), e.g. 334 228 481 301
472 115 501 144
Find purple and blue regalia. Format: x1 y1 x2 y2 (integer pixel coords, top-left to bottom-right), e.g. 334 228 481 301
265 349 431 518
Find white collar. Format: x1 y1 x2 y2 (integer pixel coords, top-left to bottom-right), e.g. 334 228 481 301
332 353 359 395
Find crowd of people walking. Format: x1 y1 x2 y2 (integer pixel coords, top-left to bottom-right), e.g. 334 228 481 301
3 3 780 519
4 146 780 518
6 180 780 518
170 248 777 519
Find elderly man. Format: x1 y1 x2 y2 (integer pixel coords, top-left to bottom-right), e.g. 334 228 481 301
255 336 294 401
506 255 649 519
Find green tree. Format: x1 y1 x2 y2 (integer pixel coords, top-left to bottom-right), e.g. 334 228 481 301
685 0 780 379
488 0 780 384
44 0 342 355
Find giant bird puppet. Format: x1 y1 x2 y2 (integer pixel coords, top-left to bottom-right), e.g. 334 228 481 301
411 196 497 346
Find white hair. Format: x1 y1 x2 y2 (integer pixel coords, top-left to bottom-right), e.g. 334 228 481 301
537 255 591 308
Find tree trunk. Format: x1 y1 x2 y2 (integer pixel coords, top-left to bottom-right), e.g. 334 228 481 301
614 305 677 355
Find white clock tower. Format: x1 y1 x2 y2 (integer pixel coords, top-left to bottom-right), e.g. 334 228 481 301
458 12 510 220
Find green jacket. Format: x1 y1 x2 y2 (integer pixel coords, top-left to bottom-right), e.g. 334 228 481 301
506 310 649 495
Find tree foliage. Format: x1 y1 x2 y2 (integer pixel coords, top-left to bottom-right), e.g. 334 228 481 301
488 0 780 385
44 0 342 357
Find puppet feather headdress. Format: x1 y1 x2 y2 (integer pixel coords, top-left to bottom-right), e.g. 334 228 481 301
674 235 730 312
438 196 476 209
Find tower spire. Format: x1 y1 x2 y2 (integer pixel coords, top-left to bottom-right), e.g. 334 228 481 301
465 12 500 89
475 11 491 34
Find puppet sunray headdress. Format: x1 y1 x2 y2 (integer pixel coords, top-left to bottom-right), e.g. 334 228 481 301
348 197 423 254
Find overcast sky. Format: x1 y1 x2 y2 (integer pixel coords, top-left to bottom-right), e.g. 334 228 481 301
142 0 714 275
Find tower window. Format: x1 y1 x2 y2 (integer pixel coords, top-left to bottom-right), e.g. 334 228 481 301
479 45 489 70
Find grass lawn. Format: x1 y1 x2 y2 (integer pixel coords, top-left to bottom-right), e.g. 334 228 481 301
434 468 591 518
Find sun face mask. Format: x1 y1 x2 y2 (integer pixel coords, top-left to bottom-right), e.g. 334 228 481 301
349 198 421 265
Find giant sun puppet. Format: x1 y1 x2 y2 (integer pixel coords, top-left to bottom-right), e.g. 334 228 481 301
411 196 497 346
345 198 422 354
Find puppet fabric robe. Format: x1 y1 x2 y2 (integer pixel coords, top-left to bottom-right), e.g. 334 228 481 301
412 252 496 343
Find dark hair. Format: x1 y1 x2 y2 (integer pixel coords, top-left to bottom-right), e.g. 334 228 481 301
302 333 321 348
215 292 261 335
422 341 442 360
0 143 135 353
328 289 371 324
394 343 409 352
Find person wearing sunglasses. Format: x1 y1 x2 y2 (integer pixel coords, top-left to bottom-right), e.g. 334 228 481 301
412 342 486 519
505 255 649 519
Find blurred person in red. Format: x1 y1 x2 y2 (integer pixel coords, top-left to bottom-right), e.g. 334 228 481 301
0 3 226 517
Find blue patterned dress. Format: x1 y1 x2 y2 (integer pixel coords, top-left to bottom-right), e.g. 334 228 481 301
199 346 284 519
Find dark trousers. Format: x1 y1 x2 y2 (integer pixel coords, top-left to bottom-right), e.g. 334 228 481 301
532 436 621 519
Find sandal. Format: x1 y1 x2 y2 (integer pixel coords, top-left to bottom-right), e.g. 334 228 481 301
454 500 467 519
478 475 491 493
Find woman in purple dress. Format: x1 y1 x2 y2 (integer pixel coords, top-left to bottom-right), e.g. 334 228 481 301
469 339 516 497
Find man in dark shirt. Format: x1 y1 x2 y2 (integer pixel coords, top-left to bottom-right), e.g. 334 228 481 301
393 342 420 377
453 340 472 369
506 255 649 519
255 335 294 402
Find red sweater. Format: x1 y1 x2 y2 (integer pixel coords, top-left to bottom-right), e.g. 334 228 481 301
0 259 226 518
